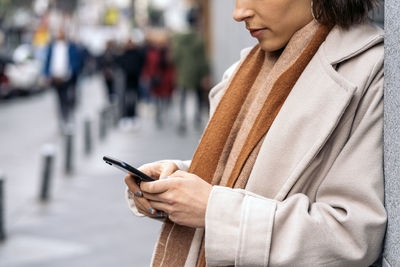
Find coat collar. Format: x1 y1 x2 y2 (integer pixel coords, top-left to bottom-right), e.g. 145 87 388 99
321 22 384 65
246 23 383 199
246 55 356 199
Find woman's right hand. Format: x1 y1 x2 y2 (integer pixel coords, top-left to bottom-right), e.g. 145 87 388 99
124 161 179 217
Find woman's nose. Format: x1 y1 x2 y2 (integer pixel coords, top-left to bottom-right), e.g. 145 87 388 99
233 0 254 22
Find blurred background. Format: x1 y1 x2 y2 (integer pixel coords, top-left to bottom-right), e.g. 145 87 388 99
0 0 383 266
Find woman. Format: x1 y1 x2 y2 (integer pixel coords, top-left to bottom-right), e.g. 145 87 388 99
125 0 386 266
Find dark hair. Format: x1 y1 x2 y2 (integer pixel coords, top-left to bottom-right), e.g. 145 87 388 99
312 0 380 29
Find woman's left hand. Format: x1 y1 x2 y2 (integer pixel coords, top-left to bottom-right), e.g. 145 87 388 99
140 170 212 228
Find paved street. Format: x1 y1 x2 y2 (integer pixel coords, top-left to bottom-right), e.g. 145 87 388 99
0 75 204 267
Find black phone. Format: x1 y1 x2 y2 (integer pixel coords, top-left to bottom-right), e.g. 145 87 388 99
103 156 155 182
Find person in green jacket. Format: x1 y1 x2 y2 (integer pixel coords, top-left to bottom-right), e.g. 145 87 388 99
172 7 210 133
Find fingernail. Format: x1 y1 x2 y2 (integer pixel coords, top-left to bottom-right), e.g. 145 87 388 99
148 208 153 214
136 191 142 197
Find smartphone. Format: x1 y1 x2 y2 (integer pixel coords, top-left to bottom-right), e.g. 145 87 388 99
103 156 155 182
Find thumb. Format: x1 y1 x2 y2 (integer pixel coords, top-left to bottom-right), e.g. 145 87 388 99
159 164 176 179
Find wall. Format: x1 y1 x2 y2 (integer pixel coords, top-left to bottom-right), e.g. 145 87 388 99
383 0 400 266
209 0 255 82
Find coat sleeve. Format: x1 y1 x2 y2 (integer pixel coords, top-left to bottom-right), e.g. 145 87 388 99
205 69 386 266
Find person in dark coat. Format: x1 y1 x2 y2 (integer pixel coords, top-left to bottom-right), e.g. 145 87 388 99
99 41 118 103
118 39 145 122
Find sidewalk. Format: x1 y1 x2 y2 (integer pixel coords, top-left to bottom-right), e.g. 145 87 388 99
0 75 204 267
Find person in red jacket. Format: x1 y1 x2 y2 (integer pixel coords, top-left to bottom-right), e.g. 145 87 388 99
151 46 175 128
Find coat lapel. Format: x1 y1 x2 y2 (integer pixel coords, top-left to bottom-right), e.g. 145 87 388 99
246 49 357 200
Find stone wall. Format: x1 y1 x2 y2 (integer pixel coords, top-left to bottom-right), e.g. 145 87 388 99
383 1 400 266
209 0 255 82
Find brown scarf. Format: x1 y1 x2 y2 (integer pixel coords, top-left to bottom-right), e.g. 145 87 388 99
152 23 331 267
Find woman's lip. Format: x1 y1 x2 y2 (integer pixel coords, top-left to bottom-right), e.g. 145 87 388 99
249 28 267 37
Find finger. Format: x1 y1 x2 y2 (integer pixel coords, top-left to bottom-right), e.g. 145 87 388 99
140 178 173 194
138 164 159 180
135 198 148 213
142 192 165 202
169 170 190 179
149 200 171 214
137 163 150 172
159 162 178 179
125 175 142 197
138 163 153 175
159 169 172 179
135 196 156 215
136 198 165 217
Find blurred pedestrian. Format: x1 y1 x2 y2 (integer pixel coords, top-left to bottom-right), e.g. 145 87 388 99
172 7 210 133
140 32 164 104
99 41 118 103
125 0 386 266
151 46 175 128
44 29 81 129
117 39 145 130
69 41 85 108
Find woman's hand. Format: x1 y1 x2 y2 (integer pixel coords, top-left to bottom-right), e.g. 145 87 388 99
125 161 179 217
140 170 212 228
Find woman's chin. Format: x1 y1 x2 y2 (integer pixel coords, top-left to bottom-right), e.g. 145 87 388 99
258 40 286 53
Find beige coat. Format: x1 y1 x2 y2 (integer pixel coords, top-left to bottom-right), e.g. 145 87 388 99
126 22 386 266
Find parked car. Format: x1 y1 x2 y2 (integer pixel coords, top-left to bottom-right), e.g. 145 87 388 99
3 44 43 96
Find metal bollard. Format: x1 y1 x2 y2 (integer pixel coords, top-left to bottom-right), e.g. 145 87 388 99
40 144 56 201
105 106 112 129
84 119 92 155
106 105 116 130
0 170 6 241
99 109 108 140
64 128 74 175
112 100 121 127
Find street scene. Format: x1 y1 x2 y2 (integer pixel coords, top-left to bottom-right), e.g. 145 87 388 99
0 74 203 267
0 0 210 266
0 0 389 266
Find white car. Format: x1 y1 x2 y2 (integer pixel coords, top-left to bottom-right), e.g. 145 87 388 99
4 44 43 93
